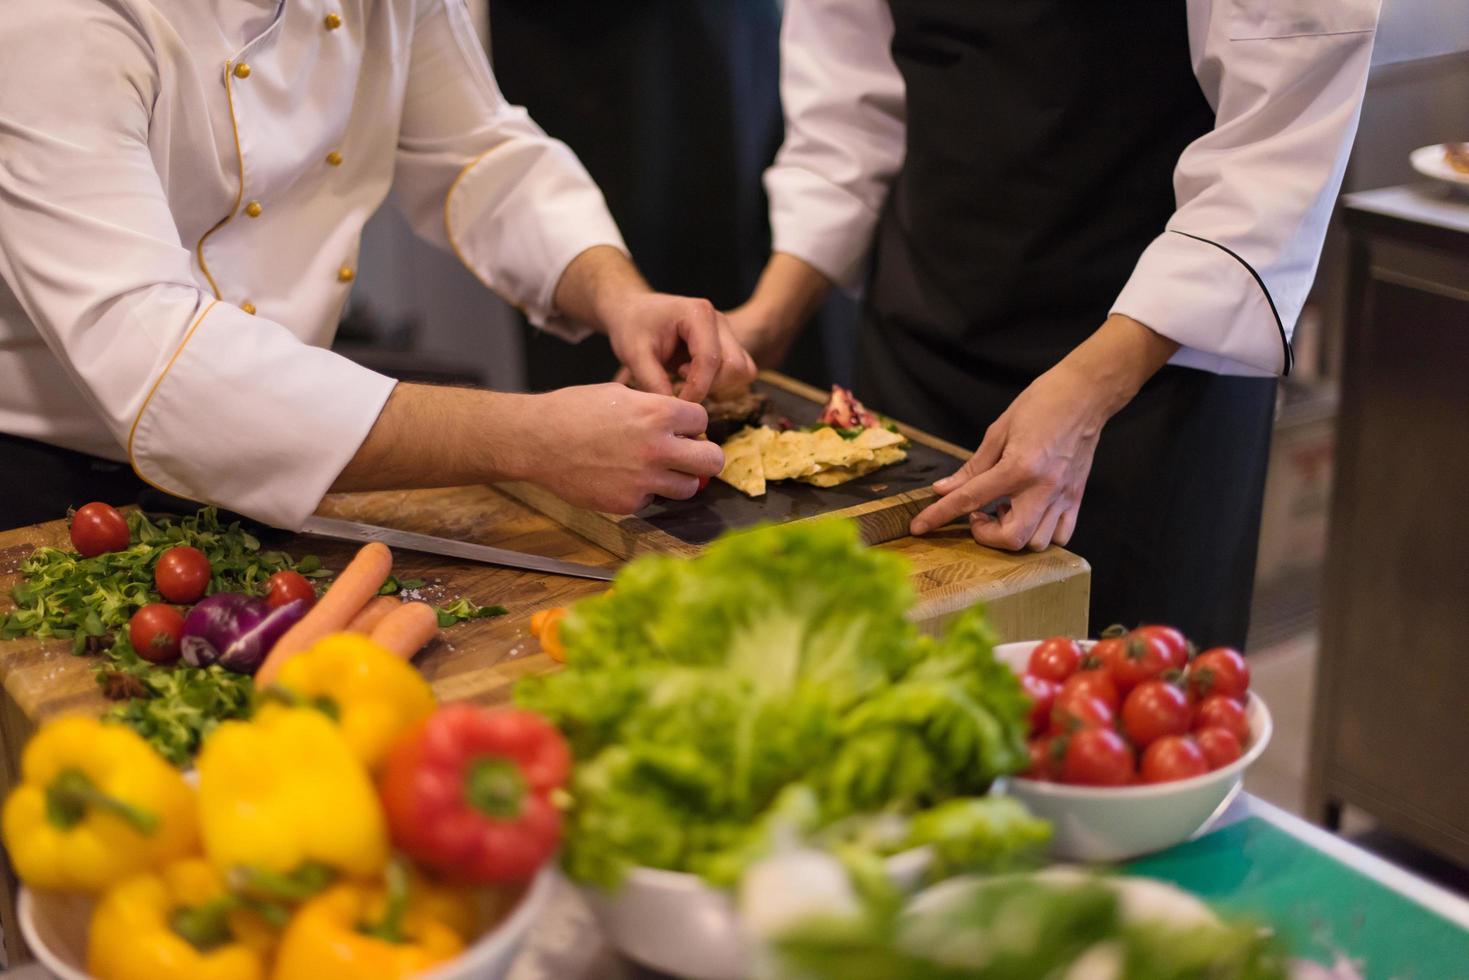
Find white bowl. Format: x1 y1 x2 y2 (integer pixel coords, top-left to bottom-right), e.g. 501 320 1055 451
581 848 932 980
993 639 1273 862
19 865 555 980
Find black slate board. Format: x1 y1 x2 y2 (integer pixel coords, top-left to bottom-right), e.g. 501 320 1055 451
636 381 964 546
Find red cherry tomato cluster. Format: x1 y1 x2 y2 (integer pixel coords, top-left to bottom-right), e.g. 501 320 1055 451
1020 626 1252 787
69 501 320 668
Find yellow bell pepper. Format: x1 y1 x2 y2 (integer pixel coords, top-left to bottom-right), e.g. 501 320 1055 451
197 707 387 882
88 858 275 980
271 863 468 980
1 716 196 892
263 633 436 770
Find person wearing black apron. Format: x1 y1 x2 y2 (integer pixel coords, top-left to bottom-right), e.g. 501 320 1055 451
729 0 1380 647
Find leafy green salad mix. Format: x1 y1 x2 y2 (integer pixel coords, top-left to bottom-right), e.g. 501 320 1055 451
2 507 502 763
517 520 1050 887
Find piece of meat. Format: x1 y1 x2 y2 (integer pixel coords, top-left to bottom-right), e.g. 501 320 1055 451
704 388 772 444
818 384 882 429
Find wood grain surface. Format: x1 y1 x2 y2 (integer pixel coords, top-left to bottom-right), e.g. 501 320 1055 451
498 372 978 559
0 484 1088 963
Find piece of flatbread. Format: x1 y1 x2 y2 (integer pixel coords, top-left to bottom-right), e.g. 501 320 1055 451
851 427 905 451
761 430 831 480
717 424 909 496
717 427 774 496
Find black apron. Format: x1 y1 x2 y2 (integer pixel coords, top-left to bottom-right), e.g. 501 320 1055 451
485 0 828 389
860 0 1278 648
0 434 149 531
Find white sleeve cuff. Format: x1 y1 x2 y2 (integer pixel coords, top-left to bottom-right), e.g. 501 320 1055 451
445 140 627 341
1111 231 1292 377
766 164 884 293
128 302 398 529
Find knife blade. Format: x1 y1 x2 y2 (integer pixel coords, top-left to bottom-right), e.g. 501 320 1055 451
298 516 619 582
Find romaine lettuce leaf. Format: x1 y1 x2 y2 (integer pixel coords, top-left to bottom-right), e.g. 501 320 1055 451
517 521 1037 888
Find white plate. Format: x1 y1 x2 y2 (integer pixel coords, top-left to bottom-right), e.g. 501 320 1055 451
1410 143 1469 189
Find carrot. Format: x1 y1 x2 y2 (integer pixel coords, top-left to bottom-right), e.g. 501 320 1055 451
346 596 402 634
369 601 440 660
530 607 567 663
256 542 394 685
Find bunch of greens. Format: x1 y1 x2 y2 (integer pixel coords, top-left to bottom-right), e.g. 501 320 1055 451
97 635 254 766
765 871 1289 980
2 508 326 648
516 520 1041 888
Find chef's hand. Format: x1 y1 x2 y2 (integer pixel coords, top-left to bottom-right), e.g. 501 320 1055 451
604 293 756 404
552 245 754 404
518 383 725 514
910 315 1179 551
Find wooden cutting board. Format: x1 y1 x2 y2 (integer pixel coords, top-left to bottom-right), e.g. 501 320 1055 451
498 372 972 559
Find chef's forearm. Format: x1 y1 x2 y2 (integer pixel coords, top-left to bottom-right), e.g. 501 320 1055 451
331 383 541 493
549 245 650 334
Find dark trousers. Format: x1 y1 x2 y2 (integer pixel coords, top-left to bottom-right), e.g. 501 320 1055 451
1069 368 1276 650
0 434 149 531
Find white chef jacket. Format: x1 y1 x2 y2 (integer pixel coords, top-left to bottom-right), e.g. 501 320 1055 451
766 0 1382 377
0 0 625 528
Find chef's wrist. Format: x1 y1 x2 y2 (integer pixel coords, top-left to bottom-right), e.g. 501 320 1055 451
486 391 555 485
551 245 652 337
1060 313 1180 419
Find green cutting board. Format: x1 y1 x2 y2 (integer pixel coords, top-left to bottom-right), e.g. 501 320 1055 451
1125 818 1469 979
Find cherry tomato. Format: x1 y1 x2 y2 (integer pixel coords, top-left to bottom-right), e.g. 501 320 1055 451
128 603 185 664
1027 636 1083 683
265 570 317 609
155 545 211 604
697 474 711 493
1096 633 1177 693
1025 736 1059 780
1195 728 1244 770
1050 692 1114 734
1058 668 1120 713
1193 694 1250 744
1020 674 1059 736
69 502 130 558
1120 679 1192 748
1132 624 1191 664
1061 728 1134 786
1187 648 1251 702
1140 735 1209 784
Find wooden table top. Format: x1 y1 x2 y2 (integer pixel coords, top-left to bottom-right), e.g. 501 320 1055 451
0 485 1089 729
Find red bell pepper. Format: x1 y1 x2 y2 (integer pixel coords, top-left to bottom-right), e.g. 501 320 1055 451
378 704 570 884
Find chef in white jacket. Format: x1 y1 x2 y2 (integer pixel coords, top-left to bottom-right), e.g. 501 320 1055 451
728 0 1381 645
0 0 753 530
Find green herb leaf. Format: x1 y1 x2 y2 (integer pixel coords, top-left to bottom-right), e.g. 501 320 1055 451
435 597 507 628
